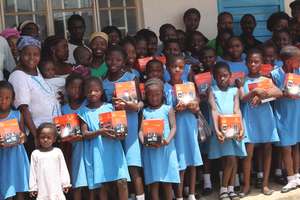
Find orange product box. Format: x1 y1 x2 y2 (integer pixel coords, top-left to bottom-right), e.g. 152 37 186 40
0 119 21 147
284 73 300 97
230 72 245 86
174 82 196 104
99 110 128 137
260 64 273 76
137 56 154 72
139 83 145 100
114 81 138 103
194 72 212 94
248 78 276 103
218 114 242 139
154 55 167 65
142 119 164 146
53 114 81 142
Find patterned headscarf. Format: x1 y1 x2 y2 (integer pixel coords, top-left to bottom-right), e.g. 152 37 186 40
17 36 41 51
0 28 20 39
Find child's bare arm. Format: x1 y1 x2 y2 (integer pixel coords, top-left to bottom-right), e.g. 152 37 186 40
233 91 244 140
165 108 176 144
80 120 115 140
208 89 225 142
19 105 37 145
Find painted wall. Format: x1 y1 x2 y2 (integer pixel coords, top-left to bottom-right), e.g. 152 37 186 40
142 0 294 40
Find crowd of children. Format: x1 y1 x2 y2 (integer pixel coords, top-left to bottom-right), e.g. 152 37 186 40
2 2 300 200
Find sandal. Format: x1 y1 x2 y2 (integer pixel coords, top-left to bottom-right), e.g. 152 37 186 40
262 188 274 196
228 191 240 200
219 192 231 200
239 190 250 198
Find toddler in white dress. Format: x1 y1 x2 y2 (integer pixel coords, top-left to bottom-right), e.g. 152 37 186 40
29 123 71 200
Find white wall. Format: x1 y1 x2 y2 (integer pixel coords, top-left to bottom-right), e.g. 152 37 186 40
142 0 294 40
141 0 218 40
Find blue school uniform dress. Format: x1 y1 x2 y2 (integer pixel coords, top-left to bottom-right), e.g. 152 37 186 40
163 64 191 82
242 76 279 144
61 103 88 189
0 110 29 199
271 67 300 146
208 85 247 159
103 72 142 167
217 57 248 74
164 82 203 170
79 103 130 188
130 69 141 79
142 105 180 184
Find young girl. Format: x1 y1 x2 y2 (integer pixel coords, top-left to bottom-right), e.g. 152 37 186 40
135 35 148 59
208 62 246 200
79 77 130 199
272 29 293 52
29 123 71 200
61 74 87 200
145 59 164 81
262 43 283 69
0 81 28 200
120 37 141 78
186 31 208 65
219 37 248 74
163 39 192 82
164 56 202 200
139 78 180 200
239 49 281 197
102 46 145 200
271 45 300 192
89 32 109 78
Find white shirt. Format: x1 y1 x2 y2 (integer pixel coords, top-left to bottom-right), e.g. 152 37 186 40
45 76 66 98
29 148 71 200
8 69 61 127
67 43 78 64
0 36 16 79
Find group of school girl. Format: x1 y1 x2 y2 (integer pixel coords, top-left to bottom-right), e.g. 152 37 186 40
3 5 300 200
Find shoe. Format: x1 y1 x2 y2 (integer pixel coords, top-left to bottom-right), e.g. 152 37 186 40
234 186 240 192
228 191 240 200
219 192 231 200
202 187 213 196
281 181 297 193
255 178 263 189
262 188 274 196
238 190 250 198
275 175 287 185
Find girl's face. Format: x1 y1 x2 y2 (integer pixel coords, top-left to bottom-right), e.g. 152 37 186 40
168 58 185 81
67 79 83 101
20 46 40 70
106 51 125 73
146 63 164 80
219 32 232 49
191 34 206 53
135 40 148 58
146 85 163 108
201 50 216 68
274 19 289 31
38 128 56 149
53 39 69 61
147 37 158 56
85 81 103 103
90 36 108 58
109 31 120 46
218 15 233 31
227 39 243 60
162 28 177 42
78 49 92 66
247 53 263 75
274 32 291 49
176 31 186 51
123 43 137 66
7 36 19 60
164 43 181 57
263 47 277 65
241 16 256 35
0 88 13 112
22 23 39 38
214 68 231 89
184 13 200 32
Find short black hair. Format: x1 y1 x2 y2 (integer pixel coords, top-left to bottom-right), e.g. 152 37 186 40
183 8 201 20
213 61 231 78
102 26 122 39
218 12 233 22
65 73 84 89
267 12 290 32
67 14 85 28
41 35 66 59
280 45 300 60
0 80 15 100
37 122 57 138
240 14 256 24
159 23 176 40
146 59 164 73
199 46 216 58
246 48 263 60
105 45 127 60
164 39 181 50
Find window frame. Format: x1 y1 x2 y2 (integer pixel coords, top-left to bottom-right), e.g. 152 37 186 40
0 0 144 37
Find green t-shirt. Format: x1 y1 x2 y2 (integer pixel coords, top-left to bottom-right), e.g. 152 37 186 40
207 38 223 56
91 62 108 78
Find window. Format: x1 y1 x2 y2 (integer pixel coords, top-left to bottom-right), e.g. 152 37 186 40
0 0 141 39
